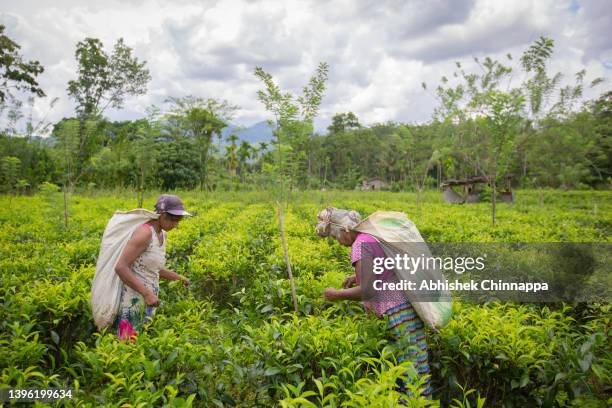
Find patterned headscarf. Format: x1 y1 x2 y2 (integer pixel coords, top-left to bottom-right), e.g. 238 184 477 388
316 206 361 240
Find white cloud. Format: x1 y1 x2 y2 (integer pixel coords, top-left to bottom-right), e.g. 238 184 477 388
0 0 610 134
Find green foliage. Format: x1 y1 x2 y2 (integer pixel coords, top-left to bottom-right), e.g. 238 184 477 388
429 301 610 406
2 90 610 193
0 155 21 193
0 134 57 189
156 139 201 190
0 24 45 104
254 62 329 196
279 353 437 407
1 35 610 195
521 36 554 74
163 95 236 190
327 112 361 134
0 190 609 406
52 118 107 187
67 37 151 117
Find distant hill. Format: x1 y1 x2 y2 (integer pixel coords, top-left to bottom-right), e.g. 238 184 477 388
221 121 274 145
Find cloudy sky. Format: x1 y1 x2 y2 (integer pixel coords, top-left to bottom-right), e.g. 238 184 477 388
1 0 610 132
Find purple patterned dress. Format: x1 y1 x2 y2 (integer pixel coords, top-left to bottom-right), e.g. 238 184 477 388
351 232 433 398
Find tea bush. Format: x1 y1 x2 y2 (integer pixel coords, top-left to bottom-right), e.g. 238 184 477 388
430 303 573 405
0 189 610 406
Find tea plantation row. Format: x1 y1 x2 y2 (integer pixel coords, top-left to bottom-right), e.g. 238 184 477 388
0 189 610 406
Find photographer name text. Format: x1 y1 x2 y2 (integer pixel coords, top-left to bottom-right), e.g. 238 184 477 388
373 279 549 293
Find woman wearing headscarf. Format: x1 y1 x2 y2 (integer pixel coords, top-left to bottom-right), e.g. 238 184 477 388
316 207 433 398
113 194 191 340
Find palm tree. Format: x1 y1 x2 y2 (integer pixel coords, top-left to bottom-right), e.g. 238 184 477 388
225 134 239 176
237 140 252 182
257 142 269 173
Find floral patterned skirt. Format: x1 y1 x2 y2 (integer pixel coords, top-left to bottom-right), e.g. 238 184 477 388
114 284 158 340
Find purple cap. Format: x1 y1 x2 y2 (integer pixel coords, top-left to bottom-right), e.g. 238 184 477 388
155 194 191 216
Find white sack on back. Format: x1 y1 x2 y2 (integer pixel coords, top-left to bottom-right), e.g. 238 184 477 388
91 209 158 330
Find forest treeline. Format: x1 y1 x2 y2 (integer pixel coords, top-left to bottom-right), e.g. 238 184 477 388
1 26 610 195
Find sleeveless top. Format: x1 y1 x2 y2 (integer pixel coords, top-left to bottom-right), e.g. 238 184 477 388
118 224 166 310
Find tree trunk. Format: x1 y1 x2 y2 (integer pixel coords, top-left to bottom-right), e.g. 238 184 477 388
277 138 284 204
415 184 422 215
307 153 311 189
200 146 206 191
200 137 212 191
323 161 327 187
277 204 298 313
117 148 121 189
138 163 144 208
63 185 69 229
491 177 497 227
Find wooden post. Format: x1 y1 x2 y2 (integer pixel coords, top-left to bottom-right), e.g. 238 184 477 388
63 185 69 229
277 203 299 313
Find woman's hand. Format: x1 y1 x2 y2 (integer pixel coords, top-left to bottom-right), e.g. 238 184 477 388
160 269 190 287
324 288 339 301
325 285 362 301
343 275 357 288
144 291 160 307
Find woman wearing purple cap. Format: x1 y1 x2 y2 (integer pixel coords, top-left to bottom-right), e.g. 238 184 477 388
113 194 191 340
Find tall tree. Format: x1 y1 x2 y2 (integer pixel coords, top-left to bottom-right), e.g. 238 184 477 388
134 116 160 207
480 91 524 224
65 36 150 192
67 38 150 117
0 25 45 105
255 62 328 314
0 155 20 194
61 37 150 228
0 25 50 142
433 53 524 225
254 62 329 196
515 37 602 183
156 138 200 190
588 91 612 184
225 134 239 177
237 140 252 183
164 95 236 190
327 112 361 134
